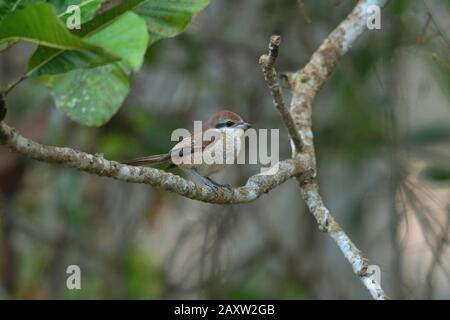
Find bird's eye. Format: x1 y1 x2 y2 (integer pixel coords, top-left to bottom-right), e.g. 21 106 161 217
225 121 235 127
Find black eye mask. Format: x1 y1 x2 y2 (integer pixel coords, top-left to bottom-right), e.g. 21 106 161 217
215 121 235 129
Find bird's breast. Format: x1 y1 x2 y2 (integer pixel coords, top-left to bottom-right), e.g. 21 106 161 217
174 128 244 176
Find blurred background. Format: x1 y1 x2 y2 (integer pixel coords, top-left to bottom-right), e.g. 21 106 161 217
0 0 449 299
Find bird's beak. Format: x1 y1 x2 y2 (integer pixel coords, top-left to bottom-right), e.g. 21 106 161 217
236 122 252 130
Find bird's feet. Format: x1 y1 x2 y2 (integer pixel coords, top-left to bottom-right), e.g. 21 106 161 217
203 176 233 192
191 171 233 192
207 180 233 192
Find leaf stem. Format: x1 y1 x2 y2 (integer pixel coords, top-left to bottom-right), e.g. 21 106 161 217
3 74 28 97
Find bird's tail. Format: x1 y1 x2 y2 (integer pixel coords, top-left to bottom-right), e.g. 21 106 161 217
122 153 171 166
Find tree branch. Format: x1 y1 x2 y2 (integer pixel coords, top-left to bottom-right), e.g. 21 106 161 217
299 177 387 299
287 0 389 300
258 0 389 299
0 121 307 204
259 35 304 153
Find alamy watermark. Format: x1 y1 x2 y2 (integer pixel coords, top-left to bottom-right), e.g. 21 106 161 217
366 4 381 30
66 5 81 30
368 264 381 286
66 265 81 290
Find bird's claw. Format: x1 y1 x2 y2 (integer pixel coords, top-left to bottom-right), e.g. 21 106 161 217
205 183 232 193
204 181 233 193
206 183 220 193
221 183 233 191
193 172 233 193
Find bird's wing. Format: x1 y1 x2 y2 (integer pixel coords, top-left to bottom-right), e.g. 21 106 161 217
169 129 218 159
123 129 219 167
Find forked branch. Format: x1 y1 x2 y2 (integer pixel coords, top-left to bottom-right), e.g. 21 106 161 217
259 0 389 300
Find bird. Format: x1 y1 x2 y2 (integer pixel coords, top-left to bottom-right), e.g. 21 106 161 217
123 110 252 190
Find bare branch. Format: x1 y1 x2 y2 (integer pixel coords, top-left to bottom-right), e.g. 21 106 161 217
259 35 304 153
286 0 390 299
289 0 388 145
0 121 307 204
299 177 387 299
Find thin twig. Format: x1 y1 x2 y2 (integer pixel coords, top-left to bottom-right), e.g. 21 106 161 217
297 0 312 24
259 35 304 153
0 74 28 121
3 74 27 97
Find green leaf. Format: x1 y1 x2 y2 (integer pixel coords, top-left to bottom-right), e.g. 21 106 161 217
74 0 147 37
0 39 13 52
69 0 210 40
0 1 44 52
32 10 148 75
29 47 119 75
85 11 148 71
0 1 21 20
51 0 101 23
28 0 145 74
0 1 100 52
29 0 210 75
0 1 45 20
45 12 148 126
0 3 97 50
46 63 130 126
0 0 101 22
0 1 17 51
134 0 210 46
36 0 210 126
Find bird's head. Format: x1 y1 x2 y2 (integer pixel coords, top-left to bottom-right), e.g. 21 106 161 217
205 110 252 131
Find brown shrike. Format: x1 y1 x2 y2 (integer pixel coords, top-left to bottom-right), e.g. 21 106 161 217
123 110 252 190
